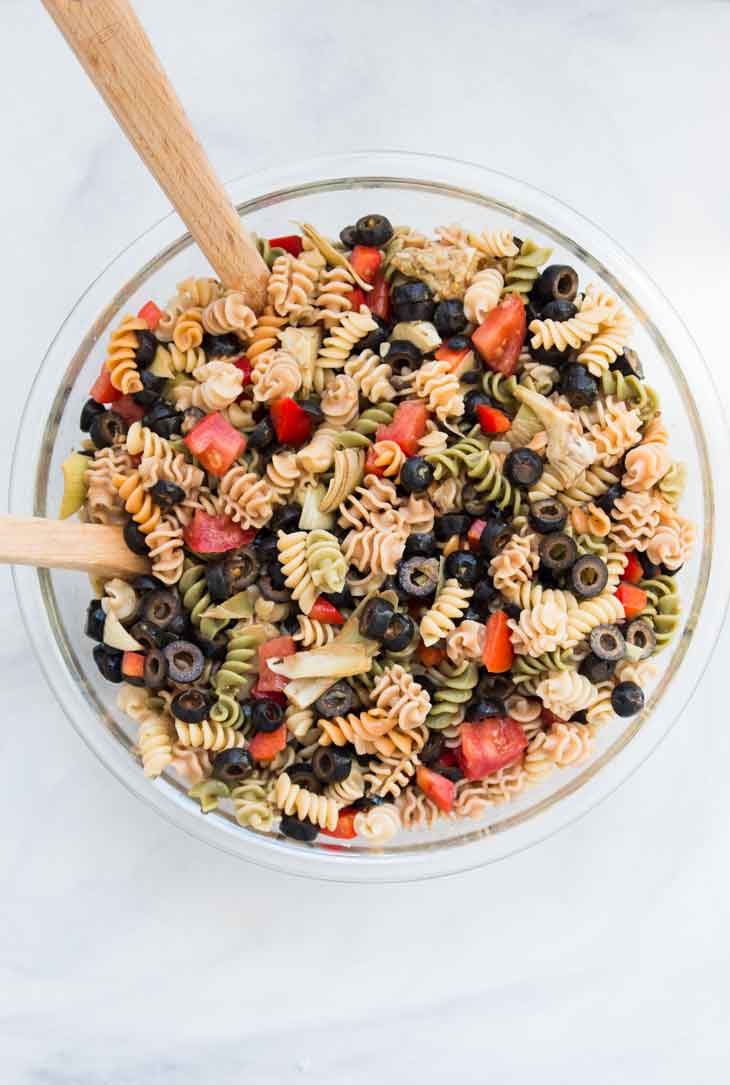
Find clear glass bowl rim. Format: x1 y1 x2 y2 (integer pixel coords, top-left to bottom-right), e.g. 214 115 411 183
10 150 730 883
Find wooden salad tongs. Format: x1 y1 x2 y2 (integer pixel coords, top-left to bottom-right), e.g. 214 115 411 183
1 1 270 578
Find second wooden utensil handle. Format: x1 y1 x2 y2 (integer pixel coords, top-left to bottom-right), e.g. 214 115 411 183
42 0 269 311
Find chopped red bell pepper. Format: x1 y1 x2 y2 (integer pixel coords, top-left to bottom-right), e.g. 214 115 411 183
183 411 246 476
113 395 146 426
249 724 287 762
89 363 123 404
233 357 253 385
622 551 644 584
483 610 514 673
375 400 429 457
309 596 346 624
270 397 313 446
121 651 145 685
435 341 471 372
137 300 162 330
458 718 528 779
182 510 250 555
416 765 456 813
320 806 359 839
467 518 487 552
269 234 303 257
345 287 367 311
477 404 511 434
364 444 387 477
257 636 297 693
418 641 446 667
615 582 645 619
350 245 382 284
472 294 526 376
368 270 391 321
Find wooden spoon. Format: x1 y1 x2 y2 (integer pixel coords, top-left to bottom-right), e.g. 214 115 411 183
42 0 269 310
0 517 150 579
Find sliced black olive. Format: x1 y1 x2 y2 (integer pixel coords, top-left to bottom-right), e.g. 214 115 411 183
93 644 123 683
171 688 210 723
505 448 543 488
460 369 481 386
280 815 318 842
130 620 162 653
540 299 578 322
625 618 656 659
143 648 168 690
167 611 190 638
385 339 423 369
271 503 302 533
149 479 186 509
181 407 206 435
611 681 645 717
479 517 513 559
298 399 325 427
355 213 393 247
444 550 479 587
472 578 498 615
246 415 275 450
251 699 284 732
358 314 391 354
323 585 354 611
163 639 204 684
464 390 496 426
397 556 440 599
434 514 470 541
287 762 323 792
580 653 616 684
394 301 435 323
529 498 568 534
201 332 241 358
312 746 352 784
539 533 577 574
339 224 359 249
359 596 396 640
382 612 416 653
131 369 166 407
529 343 574 368
404 531 437 557
351 795 390 810
466 697 505 721
612 348 643 379
314 679 360 720
122 518 148 556
80 398 106 432
420 733 445 766
142 589 183 630
131 574 165 593
193 632 229 662
133 329 158 368
267 560 288 591
85 599 106 642
392 281 432 306
205 561 230 603
433 299 467 338
89 410 126 449
212 747 253 784
570 555 609 599
254 531 278 563
638 551 661 579
279 614 301 638
259 573 290 603
594 483 624 516
399 456 434 494
461 483 492 518
560 362 598 408
534 265 579 304
223 545 258 593
143 400 182 439
589 624 626 662
435 764 464 783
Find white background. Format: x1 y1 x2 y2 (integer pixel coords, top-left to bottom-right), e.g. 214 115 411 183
1 2 729 1081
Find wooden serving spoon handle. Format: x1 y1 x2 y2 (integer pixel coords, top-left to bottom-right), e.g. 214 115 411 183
0 517 150 579
41 0 269 311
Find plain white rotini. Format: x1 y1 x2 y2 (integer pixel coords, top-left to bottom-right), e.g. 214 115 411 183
413 359 465 421
419 579 473 647
463 267 504 324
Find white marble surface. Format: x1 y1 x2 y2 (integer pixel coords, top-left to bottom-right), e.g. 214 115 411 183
1 1 729 1081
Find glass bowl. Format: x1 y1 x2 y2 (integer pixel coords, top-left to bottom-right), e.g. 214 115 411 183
11 151 730 882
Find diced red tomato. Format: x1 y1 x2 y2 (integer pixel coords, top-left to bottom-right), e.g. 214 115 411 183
458 718 528 780
257 636 297 693
622 551 644 584
183 411 246 476
233 357 252 386
345 287 366 311
249 683 287 705
350 245 382 284
418 641 446 667
467 519 487 552
137 300 162 330
472 294 526 376
437 748 459 768
320 806 359 839
270 397 313 446
269 234 303 257
89 364 123 404
483 610 514 673
249 724 287 762
375 400 429 457
416 765 456 813
309 596 346 624
368 270 391 321
477 404 511 434
435 341 471 372
365 444 387 477
121 651 145 685
182 510 250 554
113 395 145 425
615 582 645 619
